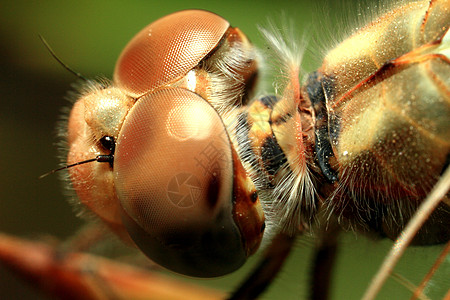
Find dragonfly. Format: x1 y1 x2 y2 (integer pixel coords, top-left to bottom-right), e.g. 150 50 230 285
2 0 448 299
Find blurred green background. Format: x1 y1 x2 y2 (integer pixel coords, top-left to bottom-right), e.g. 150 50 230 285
0 0 448 299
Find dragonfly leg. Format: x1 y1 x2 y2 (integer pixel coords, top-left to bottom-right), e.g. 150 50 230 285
309 223 340 300
228 232 297 300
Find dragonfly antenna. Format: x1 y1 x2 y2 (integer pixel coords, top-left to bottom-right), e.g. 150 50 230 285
39 155 113 179
39 34 89 82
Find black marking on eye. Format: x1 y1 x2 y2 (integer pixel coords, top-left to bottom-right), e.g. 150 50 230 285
261 135 287 176
250 192 258 203
206 171 221 210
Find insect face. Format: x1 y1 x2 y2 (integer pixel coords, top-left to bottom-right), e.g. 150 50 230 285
66 10 264 277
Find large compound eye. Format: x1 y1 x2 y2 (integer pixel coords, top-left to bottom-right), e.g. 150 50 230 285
114 10 230 97
114 88 249 277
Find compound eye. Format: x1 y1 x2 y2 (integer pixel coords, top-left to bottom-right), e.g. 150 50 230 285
114 88 246 277
114 10 229 97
